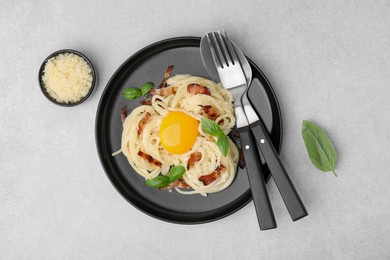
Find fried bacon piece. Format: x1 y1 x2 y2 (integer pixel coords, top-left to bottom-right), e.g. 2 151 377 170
149 87 176 96
187 83 211 95
187 152 202 170
162 179 190 189
137 151 162 167
238 148 246 169
137 112 151 135
140 97 163 105
159 65 174 89
199 165 226 186
231 130 246 169
200 105 220 121
140 99 152 106
199 105 224 124
121 106 127 125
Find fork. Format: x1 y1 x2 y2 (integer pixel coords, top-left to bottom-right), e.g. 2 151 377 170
206 30 308 222
206 31 277 230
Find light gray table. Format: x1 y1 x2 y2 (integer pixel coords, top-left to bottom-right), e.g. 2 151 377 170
1 1 389 259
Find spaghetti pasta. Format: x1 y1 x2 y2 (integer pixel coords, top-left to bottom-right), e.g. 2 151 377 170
121 74 239 195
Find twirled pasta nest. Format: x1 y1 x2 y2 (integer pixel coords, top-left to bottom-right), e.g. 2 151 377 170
121 72 239 195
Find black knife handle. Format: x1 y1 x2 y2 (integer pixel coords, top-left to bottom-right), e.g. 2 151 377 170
249 121 308 221
238 125 277 230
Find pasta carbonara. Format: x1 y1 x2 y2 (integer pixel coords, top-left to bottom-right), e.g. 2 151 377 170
120 72 239 196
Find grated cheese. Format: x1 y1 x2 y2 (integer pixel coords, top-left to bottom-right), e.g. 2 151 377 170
42 53 93 103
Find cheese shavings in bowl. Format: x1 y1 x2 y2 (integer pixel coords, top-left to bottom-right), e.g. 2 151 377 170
39 49 96 106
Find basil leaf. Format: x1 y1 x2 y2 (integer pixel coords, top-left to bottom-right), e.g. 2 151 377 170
145 176 171 188
201 118 223 137
141 82 154 96
302 120 338 176
217 134 229 156
168 165 186 182
122 88 142 100
201 117 229 156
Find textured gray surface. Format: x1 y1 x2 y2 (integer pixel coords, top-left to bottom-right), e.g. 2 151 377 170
1 1 390 259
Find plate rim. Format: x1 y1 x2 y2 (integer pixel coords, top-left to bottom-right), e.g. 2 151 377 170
95 36 283 224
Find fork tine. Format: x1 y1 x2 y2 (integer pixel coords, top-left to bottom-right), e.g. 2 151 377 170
206 33 223 69
216 30 232 66
221 29 239 65
210 32 227 68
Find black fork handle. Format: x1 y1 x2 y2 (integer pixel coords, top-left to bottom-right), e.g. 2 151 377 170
238 125 277 230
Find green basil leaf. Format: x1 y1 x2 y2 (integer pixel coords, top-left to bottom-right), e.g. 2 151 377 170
168 165 186 182
217 134 229 156
145 176 171 188
201 118 223 137
141 82 154 96
122 88 142 100
302 120 338 176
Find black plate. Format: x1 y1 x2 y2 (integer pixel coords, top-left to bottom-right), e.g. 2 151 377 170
95 37 283 224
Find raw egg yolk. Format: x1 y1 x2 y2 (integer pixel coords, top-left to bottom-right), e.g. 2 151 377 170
160 111 199 154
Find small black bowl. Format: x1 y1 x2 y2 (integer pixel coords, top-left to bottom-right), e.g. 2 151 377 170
38 49 97 107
